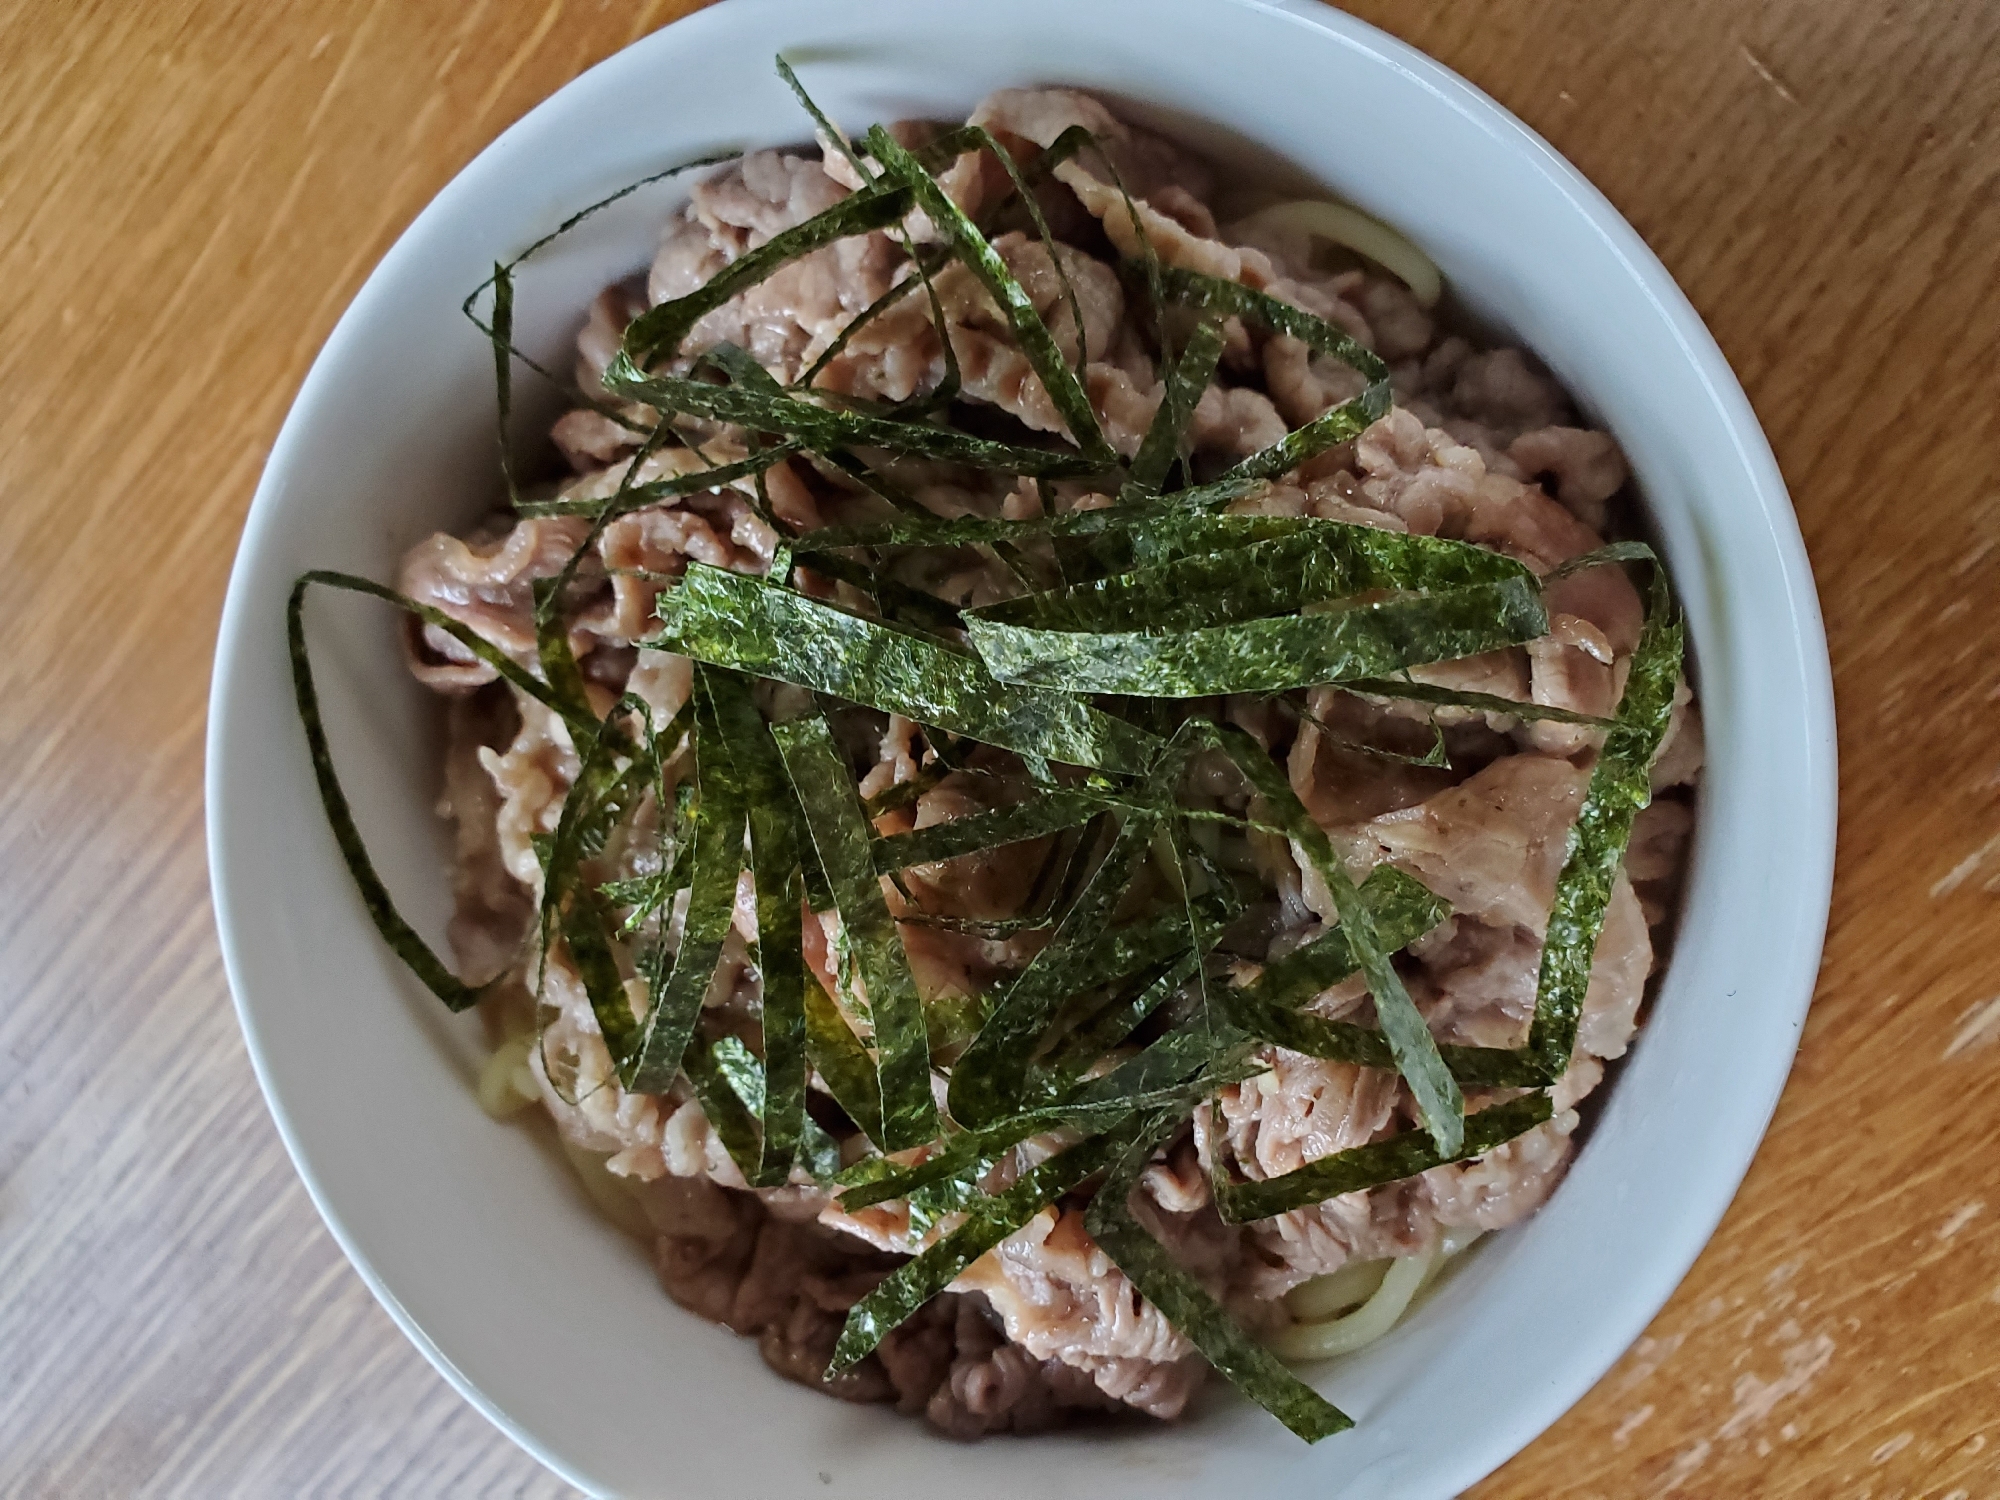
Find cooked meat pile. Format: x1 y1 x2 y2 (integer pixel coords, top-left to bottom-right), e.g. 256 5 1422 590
398 87 1700 1436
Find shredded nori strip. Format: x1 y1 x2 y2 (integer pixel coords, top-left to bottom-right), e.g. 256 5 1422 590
1214 1092 1555 1223
827 1121 1140 1375
775 713 938 1152
970 522 1535 633
1157 267 1390 482
804 973 886 1147
703 669 810 1184
1085 1116 1353 1442
967 576 1548 698
287 575 494 1012
514 447 804 519
683 1034 768 1181
1526 566 1683 1075
650 563 1161 773
1335 675 1616 728
1228 865 1448 1012
870 788 1104 872
1125 314 1226 500
947 808 1163 1128
611 363 1106 477
612 184 913 375
622 683 747 1094
1200 721 1466 1155
865 126 1113 464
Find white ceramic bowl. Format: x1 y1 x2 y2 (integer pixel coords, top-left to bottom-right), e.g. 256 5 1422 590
206 1 1836 1494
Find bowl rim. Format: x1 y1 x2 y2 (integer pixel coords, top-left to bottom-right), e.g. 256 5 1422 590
205 0 1838 1493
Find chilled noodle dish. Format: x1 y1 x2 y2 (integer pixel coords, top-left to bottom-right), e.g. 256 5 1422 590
290 65 1701 1442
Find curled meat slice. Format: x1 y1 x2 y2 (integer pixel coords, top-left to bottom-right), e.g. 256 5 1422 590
968 87 1212 203
644 151 904 380
952 1205 1206 1419
1198 1055 1420 1296
1508 425 1628 533
398 515 593 688
1422 1108 1579 1230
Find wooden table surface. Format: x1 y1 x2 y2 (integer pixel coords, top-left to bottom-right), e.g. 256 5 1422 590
3 1 1997 1495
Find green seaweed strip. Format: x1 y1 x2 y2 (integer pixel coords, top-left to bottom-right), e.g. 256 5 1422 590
827 1123 1137 1374
287 575 488 1012
1059 888 1235 1001
1124 314 1225 499
1201 722 1465 1155
700 1033 843 1183
1229 865 1448 1010
870 789 1102 872
612 185 913 373
959 123 1091 372
861 761 952 819
531 578 597 730
834 1119 1031 1214
622 689 749 1094
610 365 1105 476
1545 540 1658 581
804 974 887 1147
1068 1018 1258 1111
793 255 946 394
972 523 1533 635
1075 507 1306 574
1215 1093 1554 1224
791 549 965 634
649 563 1160 773
1527 568 1683 1074
683 1035 767 1180
515 447 805 520
947 806 1164 1128
293 569 593 740
1224 996 1548 1088
487 262 520 507
701 669 810 1185
791 472 1262 557
966 577 1549 698
791 122 1094 398
776 56 871 183
1084 1118 1353 1442
864 126 1113 463
540 410 683 641
1215 862 1543 1087
553 823 645 1061
458 149 739 432
1158 266 1391 484
1036 952 1201 1094
774 713 938 1152
1336 676 1616 728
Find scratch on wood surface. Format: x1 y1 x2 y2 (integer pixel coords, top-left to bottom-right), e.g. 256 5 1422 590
1655 1439 1713 1495
1937 1201 1985 1239
1871 1430 1914 1464
1612 1405 1655 1447
1738 43 1800 104
1944 995 2000 1059
1717 1326 1836 1441
1930 832 2000 896
1615 1332 1686 1393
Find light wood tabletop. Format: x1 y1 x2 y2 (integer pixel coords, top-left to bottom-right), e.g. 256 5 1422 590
3 1 1997 1495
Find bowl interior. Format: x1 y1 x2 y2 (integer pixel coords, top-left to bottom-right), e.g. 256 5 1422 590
206 1 1835 1496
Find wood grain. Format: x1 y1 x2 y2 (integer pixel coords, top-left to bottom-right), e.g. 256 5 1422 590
0 1 1995 1495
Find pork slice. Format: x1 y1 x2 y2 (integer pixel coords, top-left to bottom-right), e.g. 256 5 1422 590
952 1205 1206 1419
1508 425 1629 533
397 515 594 688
